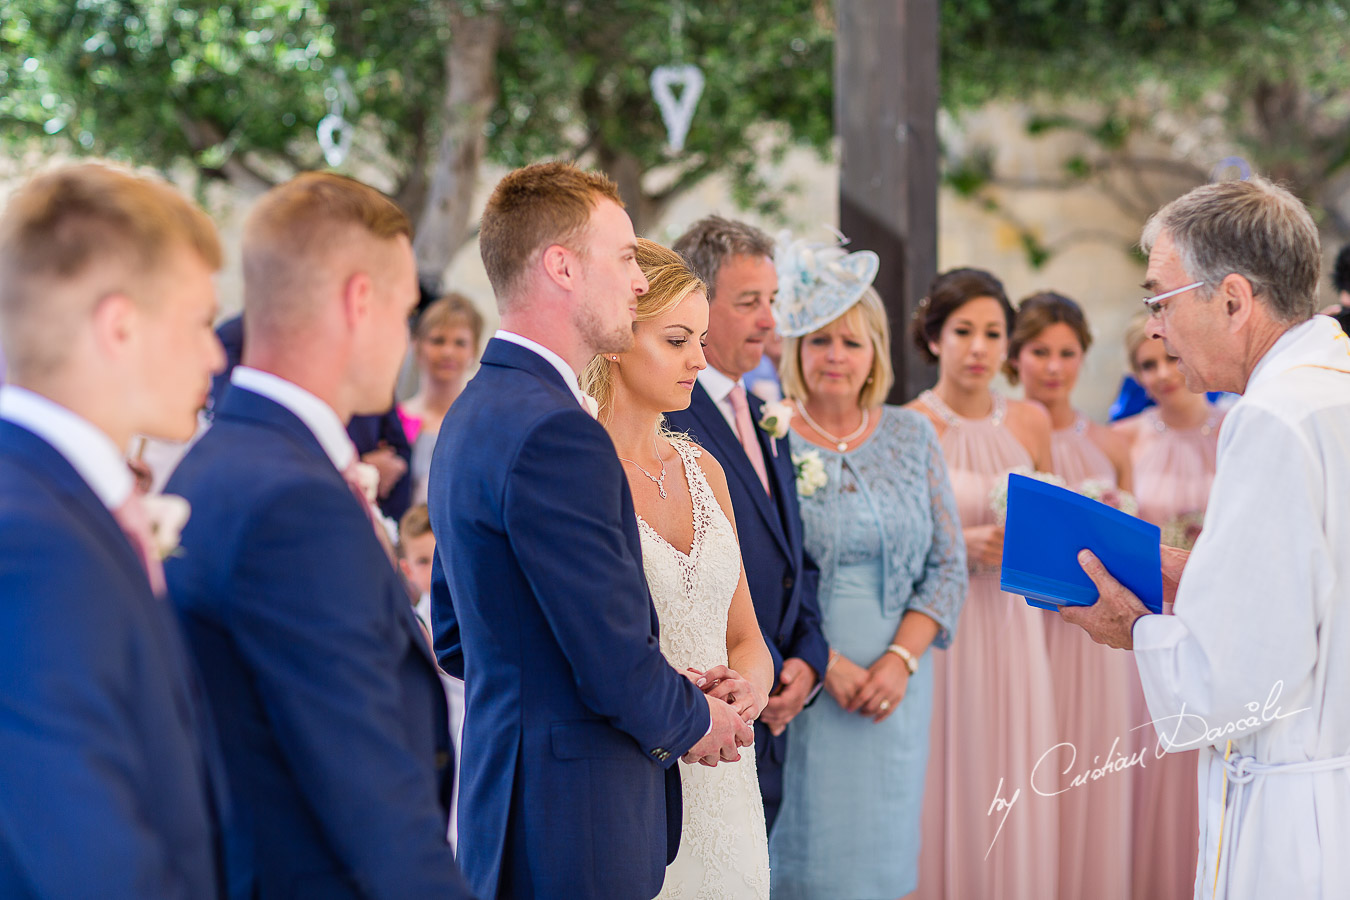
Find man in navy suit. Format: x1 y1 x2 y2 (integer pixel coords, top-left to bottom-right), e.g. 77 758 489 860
0 164 230 896
429 162 753 899
667 216 830 831
165 173 474 898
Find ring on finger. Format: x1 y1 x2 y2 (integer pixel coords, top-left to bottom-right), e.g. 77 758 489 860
878 699 891 711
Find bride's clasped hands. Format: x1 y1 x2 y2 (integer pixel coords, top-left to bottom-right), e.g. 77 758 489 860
685 664 770 724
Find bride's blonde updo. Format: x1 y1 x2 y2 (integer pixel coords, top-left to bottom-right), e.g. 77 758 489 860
580 238 706 422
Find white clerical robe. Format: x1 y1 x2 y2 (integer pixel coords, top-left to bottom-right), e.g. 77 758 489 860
1133 315 1350 900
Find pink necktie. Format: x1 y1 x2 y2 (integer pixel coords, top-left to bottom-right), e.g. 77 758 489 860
342 461 398 563
113 491 167 597
728 384 771 496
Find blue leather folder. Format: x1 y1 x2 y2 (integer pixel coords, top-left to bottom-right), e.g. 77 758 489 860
1000 473 1163 614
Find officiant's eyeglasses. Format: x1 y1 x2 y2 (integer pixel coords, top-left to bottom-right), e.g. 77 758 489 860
1141 281 1205 317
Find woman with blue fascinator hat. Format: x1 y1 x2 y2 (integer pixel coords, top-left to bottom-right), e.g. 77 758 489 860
767 234 967 900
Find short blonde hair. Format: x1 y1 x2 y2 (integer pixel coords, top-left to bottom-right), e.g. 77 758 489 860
579 239 706 421
780 285 894 410
415 292 484 348
0 163 221 378
397 503 432 557
243 172 411 337
479 162 624 308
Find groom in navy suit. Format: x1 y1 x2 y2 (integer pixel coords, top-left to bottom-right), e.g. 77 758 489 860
165 173 473 898
429 162 753 899
0 165 231 896
667 216 830 831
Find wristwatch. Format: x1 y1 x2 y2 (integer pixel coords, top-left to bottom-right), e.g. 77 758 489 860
886 643 919 675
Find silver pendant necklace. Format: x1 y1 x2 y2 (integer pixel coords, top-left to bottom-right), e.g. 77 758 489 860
795 401 869 452
619 433 668 499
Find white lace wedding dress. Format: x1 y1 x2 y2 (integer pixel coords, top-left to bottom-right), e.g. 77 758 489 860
638 439 771 900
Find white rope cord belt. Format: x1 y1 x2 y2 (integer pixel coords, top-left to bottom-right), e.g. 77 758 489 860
1211 749 1350 898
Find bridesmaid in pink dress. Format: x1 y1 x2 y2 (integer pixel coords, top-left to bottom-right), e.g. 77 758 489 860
1007 292 1135 900
1112 316 1224 900
907 269 1058 900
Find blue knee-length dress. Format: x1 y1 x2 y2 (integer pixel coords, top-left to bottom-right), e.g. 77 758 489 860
769 406 966 900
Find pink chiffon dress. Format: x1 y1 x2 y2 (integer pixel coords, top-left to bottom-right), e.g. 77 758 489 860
1044 415 1136 900
1125 405 1223 900
915 391 1059 900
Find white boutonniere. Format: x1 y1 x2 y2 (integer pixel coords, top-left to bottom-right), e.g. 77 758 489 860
758 400 793 457
142 494 191 560
349 461 382 505
792 449 828 498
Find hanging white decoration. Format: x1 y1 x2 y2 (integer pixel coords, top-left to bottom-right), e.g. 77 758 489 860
650 64 704 154
317 68 357 167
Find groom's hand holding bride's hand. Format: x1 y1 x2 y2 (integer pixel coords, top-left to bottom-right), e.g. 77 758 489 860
683 693 755 768
687 666 768 723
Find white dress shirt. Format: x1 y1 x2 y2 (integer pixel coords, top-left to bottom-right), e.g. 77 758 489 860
696 365 748 435
0 385 133 509
230 367 356 472
494 330 590 411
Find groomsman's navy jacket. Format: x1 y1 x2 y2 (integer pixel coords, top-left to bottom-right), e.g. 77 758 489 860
0 418 227 898
166 385 472 899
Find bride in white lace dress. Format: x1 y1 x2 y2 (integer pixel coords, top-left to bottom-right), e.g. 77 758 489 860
581 239 774 900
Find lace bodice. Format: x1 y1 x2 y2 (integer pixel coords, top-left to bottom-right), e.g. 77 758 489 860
637 440 742 672
796 406 967 648
640 439 772 900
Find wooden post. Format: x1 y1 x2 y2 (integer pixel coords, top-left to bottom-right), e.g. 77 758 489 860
836 0 939 402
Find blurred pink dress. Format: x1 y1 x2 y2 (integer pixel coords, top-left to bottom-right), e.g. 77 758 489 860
1044 415 1135 900
916 391 1058 900
1125 405 1223 900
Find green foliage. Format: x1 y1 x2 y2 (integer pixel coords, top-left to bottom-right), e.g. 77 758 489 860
488 1 834 219
0 1 445 183
0 0 833 221
941 1 1350 109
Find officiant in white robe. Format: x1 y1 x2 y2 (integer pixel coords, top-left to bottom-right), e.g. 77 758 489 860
1062 176 1350 900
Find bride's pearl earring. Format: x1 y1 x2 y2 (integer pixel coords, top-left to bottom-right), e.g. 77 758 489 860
611 356 619 362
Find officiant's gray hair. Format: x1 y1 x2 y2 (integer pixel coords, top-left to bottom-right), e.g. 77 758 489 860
1141 177 1319 324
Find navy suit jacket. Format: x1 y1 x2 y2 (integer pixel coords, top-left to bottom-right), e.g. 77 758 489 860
165 387 472 899
0 421 226 898
428 339 711 900
663 382 829 828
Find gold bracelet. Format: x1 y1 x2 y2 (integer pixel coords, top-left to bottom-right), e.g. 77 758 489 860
826 649 840 672
886 643 918 675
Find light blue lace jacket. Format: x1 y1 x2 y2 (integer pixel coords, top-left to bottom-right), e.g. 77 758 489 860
796 405 967 647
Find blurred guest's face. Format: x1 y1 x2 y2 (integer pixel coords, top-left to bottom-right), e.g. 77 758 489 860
398 531 436 598
705 254 776 380
614 290 708 414
1132 337 1188 406
932 297 1007 392
354 234 419 416
416 324 476 387
1015 322 1084 407
129 244 225 442
574 199 647 356
798 308 874 407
